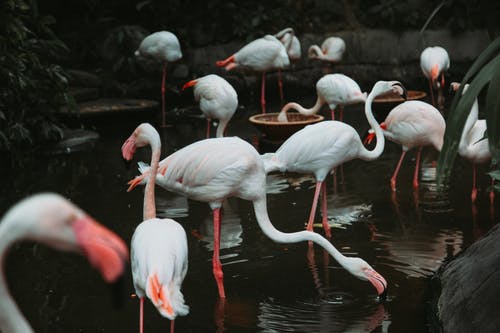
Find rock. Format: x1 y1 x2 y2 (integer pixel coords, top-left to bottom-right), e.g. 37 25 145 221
45 129 100 155
429 223 500 332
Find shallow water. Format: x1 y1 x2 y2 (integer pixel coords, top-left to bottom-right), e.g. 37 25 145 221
1 97 498 333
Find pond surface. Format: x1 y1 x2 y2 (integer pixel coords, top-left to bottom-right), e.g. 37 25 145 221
1 96 498 333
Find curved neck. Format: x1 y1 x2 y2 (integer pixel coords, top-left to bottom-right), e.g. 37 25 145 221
459 98 479 153
359 92 385 160
143 141 161 221
0 223 35 333
279 97 324 119
309 45 326 60
252 198 352 270
215 120 229 138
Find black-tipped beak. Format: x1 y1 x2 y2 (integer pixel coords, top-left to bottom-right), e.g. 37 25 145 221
393 82 407 100
122 158 132 169
378 286 388 302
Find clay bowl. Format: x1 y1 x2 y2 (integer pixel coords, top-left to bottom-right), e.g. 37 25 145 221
372 90 427 120
249 112 324 142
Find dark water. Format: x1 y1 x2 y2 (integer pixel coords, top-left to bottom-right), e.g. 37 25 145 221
1 97 498 333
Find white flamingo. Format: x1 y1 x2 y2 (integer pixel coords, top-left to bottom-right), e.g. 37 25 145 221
277 73 366 122
122 123 189 333
266 80 405 238
308 36 346 64
182 74 238 138
135 31 182 128
0 193 128 333
420 46 449 109
216 34 290 113
125 136 387 299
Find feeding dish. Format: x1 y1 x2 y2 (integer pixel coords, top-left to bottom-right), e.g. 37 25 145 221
373 90 427 118
249 112 324 142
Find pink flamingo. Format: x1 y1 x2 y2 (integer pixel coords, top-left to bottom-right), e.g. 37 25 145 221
216 34 290 113
122 123 189 333
451 82 494 203
365 100 446 192
265 81 405 238
277 73 366 122
125 136 387 300
135 31 182 128
182 74 238 138
420 46 449 109
0 193 128 333
308 36 346 64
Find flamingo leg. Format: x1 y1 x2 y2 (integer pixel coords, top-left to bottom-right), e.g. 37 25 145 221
330 108 335 121
471 164 478 202
490 176 495 205
140 297 144 333
161 63 168 128
170 320 175 333
391 151 407 192
307 181 323 232
261 72 266 114
429 79 436 107
206 119 211 138
413 147 422 190
212 207 225 298
278 69 284 105
320 181 331 238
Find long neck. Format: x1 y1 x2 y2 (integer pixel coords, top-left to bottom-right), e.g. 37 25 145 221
215 119 228 138
252 198 352 270
143 142 161 221
458 98 479 153
280 97 324 119
0 222 35 333
358 92 385 160
309 45 326 60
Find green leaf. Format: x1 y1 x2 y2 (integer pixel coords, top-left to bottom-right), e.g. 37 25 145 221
485 56 500 164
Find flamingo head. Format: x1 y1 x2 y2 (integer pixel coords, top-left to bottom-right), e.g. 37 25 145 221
364 123 387 145
371 81 407 100
346 257 388 299
430 64 441 88
182 79 198 91
121 123 160 161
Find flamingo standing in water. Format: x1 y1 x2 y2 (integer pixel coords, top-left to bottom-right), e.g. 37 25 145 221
266 80 405 238
0 193 128 333
308 36 346 64
122 123 189 333
365 100 445 192
216 34 290 114
277 73 366 122
450 82 493 203
420 46 449 109
135 31 182 128
125 136 387 299
182 74 238 138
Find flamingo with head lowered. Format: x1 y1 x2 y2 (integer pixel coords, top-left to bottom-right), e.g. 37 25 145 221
182 74 238 138
277 73 366 122
365 100 445 192
216 34 290 114
450 82 493 203
420 46 449 109
124 135 387 300
266 80 405 238
135 31 182 128
0 193 128 333
122 123 189 333
308 36 346 64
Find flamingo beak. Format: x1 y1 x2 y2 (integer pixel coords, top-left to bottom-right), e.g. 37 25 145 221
392 82 407 100
365 268 388 300
121 136 137 161
364 130 376 145
182 79 197 91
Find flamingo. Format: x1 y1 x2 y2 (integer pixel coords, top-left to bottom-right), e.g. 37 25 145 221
216 34 290 113
135 31 182 128
277 73 367 122
124 136 387 299
266 80 405 238
420 46 449 109
182 74 238 138
308 36 346 64
365 100 445 192
0 193 128 333
275 27 302 62
122 123 189 333
450 82 493 203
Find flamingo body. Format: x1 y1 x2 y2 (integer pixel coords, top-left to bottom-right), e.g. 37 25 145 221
135 31 182 62
420 46 449 107
183 74 238 138
0 193 128 333
308 37 346 63
275 27 301 61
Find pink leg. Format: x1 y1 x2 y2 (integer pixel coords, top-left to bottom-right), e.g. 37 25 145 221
206 119 211 138
212 208 225 298
391 151 407 192
490 176 495 205
170 320 175 333
330 108 335 120
307 181 323 232
320 181 331 238
261 72 266 114
471 164 478 202
140 297 144 333
413 147 422 190
278 69 284 104
161 63 167 128
429 79 436 107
